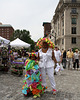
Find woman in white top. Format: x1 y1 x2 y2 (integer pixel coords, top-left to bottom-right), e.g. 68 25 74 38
73 49 80 70
38 41 57 95
13 50 18 60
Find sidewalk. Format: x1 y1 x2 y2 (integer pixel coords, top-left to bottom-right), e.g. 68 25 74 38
0 69 80 100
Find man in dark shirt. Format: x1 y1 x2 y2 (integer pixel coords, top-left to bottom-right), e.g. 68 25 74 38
62 50 66 69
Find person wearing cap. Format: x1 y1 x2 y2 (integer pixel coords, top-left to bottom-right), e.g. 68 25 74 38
73 49 80 70
54 45 63 73
54 45 62 64
67 48 74 70
38 41 57 95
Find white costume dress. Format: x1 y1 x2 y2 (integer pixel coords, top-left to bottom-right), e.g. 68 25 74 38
38 48 56 89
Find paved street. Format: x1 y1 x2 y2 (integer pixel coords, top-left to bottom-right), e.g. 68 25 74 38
0 69 80 100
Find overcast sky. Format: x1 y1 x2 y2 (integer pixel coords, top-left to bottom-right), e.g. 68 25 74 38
0 0 59 42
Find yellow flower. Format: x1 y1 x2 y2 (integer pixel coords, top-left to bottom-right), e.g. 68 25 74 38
25 75 27 77
30 86 33 91
29 77 31 80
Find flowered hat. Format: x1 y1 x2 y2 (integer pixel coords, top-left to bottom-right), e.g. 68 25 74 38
29 52 37 59
75 49 78 52
36 38 55 49
29 52 36 57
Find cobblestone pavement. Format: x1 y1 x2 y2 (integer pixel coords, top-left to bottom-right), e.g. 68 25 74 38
0 69 80 100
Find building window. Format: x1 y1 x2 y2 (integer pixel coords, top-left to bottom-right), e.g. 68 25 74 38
2 33 4 36
71 8 77 14
72 0 76 2
7 28 9 30
62 20 64 26
72 37 76 44
72 27 76 34
62 39 64 44
62 29 64 35
7 35 9 38
72 18 76 24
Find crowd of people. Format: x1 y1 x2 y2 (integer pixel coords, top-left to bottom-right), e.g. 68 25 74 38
0 39 80 98
0 47 29 72
0 47 28 61
0 44 79 71
62 48 80 71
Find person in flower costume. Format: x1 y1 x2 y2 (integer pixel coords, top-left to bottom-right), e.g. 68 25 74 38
37 38 59 95
22 52 47 98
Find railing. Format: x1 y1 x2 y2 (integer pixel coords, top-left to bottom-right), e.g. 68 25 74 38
64 1 80 4
70 12 78 14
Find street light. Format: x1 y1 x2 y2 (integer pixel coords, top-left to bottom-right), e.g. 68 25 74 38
50 32 56 45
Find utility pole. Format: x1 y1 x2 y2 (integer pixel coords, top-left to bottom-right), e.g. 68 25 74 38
55 33 56 45
50 33 56 45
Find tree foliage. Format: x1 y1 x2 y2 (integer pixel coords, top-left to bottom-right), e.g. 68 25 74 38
10 29 35 51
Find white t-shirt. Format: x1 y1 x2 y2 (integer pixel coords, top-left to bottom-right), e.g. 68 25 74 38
74 52 79 60
38 48 55 68
54 50 61 62
13 52 18 58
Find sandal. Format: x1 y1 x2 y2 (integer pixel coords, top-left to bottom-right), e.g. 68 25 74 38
52 89 56 95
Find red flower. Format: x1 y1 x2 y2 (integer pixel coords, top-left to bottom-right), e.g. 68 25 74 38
32 89 41 95
31 82 38 89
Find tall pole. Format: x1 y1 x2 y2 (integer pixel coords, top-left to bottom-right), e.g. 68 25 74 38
50 32 56 45
55 33 56 45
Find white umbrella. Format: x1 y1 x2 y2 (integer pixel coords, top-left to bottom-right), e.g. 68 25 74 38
10 38 30 48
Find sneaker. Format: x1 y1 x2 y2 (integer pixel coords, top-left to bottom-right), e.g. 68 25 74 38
24 94 27 97
43 86 47 93
54 72 57 75
52 89 56 95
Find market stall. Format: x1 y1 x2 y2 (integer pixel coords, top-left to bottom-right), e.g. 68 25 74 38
11 59 25 76
10 38 30 76
0 49 9 72
0 36 10 72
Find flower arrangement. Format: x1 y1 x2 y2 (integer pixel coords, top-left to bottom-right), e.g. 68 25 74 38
11 68 23 75
11 60 24 76
22 59 47 98
36 38 55 49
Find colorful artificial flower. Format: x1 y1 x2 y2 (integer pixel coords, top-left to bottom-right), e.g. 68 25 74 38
36 37 55 49
29 52 37 58
32 88 41 95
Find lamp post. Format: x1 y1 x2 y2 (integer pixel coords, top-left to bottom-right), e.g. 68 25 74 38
50 32 56 45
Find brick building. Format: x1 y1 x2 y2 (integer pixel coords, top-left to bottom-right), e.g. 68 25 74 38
42 22 51 37
0 22 14 40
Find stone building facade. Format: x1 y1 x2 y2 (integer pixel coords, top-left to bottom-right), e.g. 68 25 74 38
51 0 80 50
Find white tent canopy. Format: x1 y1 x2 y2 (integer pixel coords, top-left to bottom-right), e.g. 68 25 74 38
0 36 10 44
0 44 8 47
10 38 30 48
